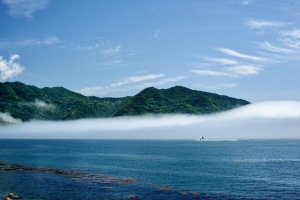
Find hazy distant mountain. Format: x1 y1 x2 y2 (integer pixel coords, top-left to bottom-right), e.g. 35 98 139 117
0 82 250 123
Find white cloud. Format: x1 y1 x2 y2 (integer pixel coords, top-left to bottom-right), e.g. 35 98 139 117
192 19 299 85
192 83 238 90
32 99 55 110
256 28 300 61
281 28 300 39
0 54 24 81
190 69 236 77
228 65 260 75
204 57 239 65
98 59 123 66
0 36 60 48
0 112 21 124
192 46 265 79
259 41 295 53
279 37 300 50
73 38 135 69
2 0 50 18
133 76 185 89
77 75 184 96
149 76 184 86
223 101 300 119
217 48 265 61
110 74 164 87
246 19 286 29
0 101 299 139
74 39 123 57
101 45 121 57
21 36 60 46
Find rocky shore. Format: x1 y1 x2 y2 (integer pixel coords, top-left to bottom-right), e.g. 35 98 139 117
1 161 232 199
3 193 18 200
0 161 135 185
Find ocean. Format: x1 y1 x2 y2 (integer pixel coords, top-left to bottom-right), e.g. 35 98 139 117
0 139 299 199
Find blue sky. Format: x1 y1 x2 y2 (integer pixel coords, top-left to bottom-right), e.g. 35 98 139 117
0 0 299 102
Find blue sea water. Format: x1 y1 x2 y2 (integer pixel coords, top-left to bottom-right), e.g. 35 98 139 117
0 139 299 199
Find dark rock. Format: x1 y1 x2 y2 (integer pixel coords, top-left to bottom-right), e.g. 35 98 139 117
6 193 19 199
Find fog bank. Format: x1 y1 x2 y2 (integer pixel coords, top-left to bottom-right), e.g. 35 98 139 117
0 101 299 139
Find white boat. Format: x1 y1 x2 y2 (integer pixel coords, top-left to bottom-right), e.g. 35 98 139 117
195 136 208 141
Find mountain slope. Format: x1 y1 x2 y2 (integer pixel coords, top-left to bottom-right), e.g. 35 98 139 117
0 82 129 122
113 86 249 116
0 82 250 123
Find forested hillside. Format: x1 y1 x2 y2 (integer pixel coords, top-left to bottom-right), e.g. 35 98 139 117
0 82 250 123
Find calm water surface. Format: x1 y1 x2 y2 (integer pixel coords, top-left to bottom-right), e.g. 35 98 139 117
0 139 299 199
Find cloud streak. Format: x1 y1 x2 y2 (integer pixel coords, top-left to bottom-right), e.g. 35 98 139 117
101 45 121 57
227 65 260 75
191 19 300 81
246 19 286 29
190 69 236 77
110 74 164 87
77 74 184 96
0 54 24 81
256 28 300 61
73 38 136 68
2 0 50 18
0 36 60 48
0 101 299 139
217 48 265 62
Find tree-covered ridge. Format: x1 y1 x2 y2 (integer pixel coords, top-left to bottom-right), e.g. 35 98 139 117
0 82 129 122
113 86 249 116
0 82 250 123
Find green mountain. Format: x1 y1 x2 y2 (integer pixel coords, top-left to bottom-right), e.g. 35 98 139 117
0 82 250 123
113 86 249 116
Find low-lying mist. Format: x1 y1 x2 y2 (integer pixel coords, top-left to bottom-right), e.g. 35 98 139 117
0 101 299 139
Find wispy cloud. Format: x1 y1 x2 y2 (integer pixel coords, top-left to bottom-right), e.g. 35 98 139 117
110 74 164 87
2 0 50 18
190 70 236 77
98 59 124 66
74 39 135 68
191 48 263 78
0 36 60 48
101 45 121 57
192 17 299 87
192 83 238 90
0 54 24 81
259 41 294 53
243 18 300 62
217 48 265 61
74 39 123 57
256 28 300 61
246 19 286 29
204 57 239 65
227 65 260 75
136 76 184 88
78 74 184 96
281 28 300 39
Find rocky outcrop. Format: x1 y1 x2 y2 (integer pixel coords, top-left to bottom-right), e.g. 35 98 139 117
4 193 19 200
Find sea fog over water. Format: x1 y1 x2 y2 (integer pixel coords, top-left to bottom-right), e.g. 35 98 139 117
0 101 299 139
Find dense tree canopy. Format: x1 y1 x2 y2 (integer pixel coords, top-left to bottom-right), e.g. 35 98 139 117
0 82 250 123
